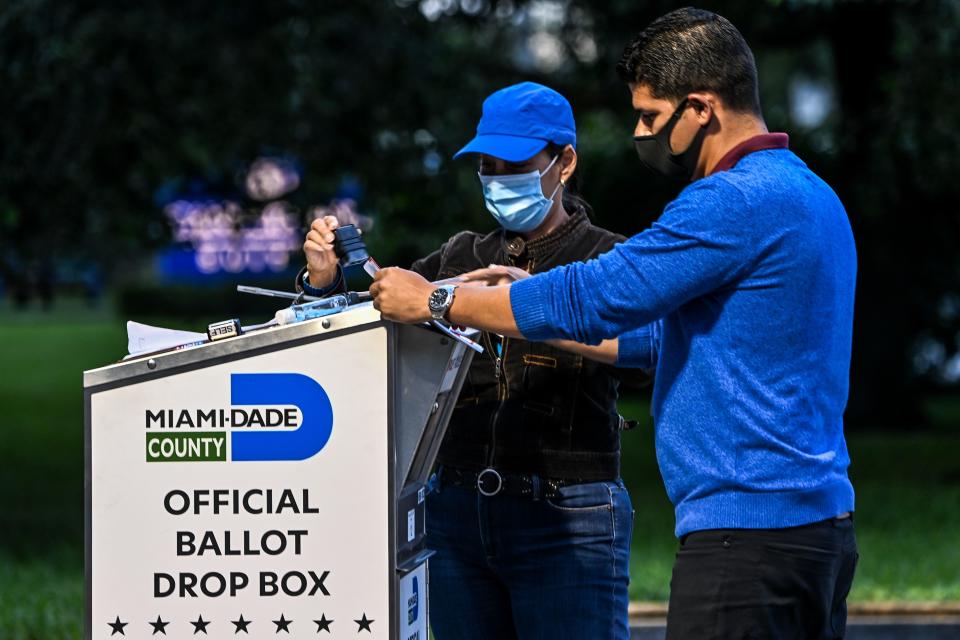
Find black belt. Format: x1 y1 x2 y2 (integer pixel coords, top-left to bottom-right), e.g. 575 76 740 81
439 465 584 500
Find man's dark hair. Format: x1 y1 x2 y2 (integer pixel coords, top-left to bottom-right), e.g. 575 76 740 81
616 7 761 115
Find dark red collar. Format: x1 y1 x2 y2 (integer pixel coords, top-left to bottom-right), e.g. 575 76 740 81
711 133 789 174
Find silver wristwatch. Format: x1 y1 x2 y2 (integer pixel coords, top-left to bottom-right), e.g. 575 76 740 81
428 284 457 321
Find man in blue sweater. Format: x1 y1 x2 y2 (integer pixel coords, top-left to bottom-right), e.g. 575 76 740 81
372 8 858 639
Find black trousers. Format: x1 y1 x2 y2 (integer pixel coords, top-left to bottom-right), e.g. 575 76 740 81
666 516 859 640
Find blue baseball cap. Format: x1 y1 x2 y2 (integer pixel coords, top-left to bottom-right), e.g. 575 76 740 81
453 82 577 162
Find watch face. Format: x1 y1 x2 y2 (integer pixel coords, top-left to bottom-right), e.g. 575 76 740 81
429 287 449 311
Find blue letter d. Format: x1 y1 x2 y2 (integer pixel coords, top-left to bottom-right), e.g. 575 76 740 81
230 373 334 461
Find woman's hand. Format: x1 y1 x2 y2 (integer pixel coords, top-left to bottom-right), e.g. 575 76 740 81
303 215 341 288
458 264 531 287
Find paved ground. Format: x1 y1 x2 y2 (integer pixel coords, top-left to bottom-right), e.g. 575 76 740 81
628 605 960 639
630 621 960 639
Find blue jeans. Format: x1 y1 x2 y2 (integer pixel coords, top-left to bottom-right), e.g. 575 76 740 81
425 475 633 640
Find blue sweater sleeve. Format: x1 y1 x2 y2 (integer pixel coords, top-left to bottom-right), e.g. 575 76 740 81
616 320 661 368
510 177 754 344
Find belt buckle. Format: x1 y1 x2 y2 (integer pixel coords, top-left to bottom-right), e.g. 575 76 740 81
477 468 503 497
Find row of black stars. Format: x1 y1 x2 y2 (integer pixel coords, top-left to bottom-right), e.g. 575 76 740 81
108 613 373 635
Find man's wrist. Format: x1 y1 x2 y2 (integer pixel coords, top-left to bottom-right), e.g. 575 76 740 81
428 284 457 321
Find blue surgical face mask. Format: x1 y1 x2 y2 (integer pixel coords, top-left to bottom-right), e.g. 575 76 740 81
478 155 562 233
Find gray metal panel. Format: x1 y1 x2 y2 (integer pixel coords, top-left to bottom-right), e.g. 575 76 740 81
84 303 383 388
405 346 473 487
393 323 456 490
385 323 398 640
392 325 476 489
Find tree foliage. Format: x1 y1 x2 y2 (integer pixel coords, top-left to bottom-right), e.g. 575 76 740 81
1 0 958 423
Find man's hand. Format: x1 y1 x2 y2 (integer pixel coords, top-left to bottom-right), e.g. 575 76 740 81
369 267 435 323
459 264 531 287
303 215 340 288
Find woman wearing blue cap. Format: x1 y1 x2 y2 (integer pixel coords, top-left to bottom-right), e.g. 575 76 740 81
300 82 635 639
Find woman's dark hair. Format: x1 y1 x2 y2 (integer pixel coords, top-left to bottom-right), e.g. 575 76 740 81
616 8 761 115
546 142 593 218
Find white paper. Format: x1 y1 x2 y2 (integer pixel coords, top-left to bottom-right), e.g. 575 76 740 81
126 320 207 356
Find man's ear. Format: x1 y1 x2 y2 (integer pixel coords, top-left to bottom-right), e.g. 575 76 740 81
559 144 578 185
687 92 716 126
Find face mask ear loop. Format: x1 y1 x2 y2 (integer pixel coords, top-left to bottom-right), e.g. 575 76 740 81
634 97 689 144
664 98 689 132
541 154 564 201
547 178 564 201
539 153 560 177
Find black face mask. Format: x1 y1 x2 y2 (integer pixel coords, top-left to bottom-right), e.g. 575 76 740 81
633 98 707 183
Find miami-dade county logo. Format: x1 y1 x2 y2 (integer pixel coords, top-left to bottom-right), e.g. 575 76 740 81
407 575 419 625
144 373 333 462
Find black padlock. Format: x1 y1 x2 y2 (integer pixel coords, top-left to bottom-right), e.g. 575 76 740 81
332 224 370 268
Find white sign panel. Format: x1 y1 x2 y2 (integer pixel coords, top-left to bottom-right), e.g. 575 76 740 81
398 563 427 640
89 328 391 638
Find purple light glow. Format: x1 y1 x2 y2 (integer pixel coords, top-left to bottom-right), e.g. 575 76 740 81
245 157 301 201
164 199 302 274
309 199 374 232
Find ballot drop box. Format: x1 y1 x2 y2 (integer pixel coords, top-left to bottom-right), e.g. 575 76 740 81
84 303 474 639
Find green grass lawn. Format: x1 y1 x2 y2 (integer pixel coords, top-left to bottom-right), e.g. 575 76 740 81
1 300 958 637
